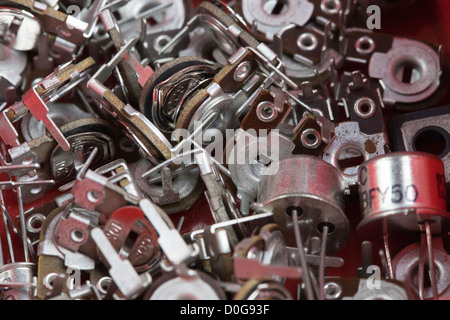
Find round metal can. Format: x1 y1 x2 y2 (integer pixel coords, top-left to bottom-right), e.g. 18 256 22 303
357 152 448 239
258 155 348 255
0 262 35 300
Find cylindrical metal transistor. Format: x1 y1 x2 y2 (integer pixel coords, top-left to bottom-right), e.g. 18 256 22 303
258 155 349 255
357 152 449 294
0 262 35 300
357 151 449 239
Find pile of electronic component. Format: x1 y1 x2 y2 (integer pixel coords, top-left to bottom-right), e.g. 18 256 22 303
0 0 448 300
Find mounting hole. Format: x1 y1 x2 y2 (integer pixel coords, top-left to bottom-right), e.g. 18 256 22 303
317 222 335 234
354 97 376 119
154 35 172 52
43 273 59 290
355 36 375 55
27 213 45 233
71 230 84 243
413 128 448 157
263 0 289 15
96 277 112 295
301 128 322 149
307 133 317 143
336 146 365 175
87 190 101 203
285 206 304 218
297 33 318 51
256 102 278 122
324 282 342 300
395 59 422 84
233 61 252 82
321 0 341 14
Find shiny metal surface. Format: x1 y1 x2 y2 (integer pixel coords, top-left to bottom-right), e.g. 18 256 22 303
0 42 27 101
369 38 440 106
393 237 450 300
0 262 35 300
357 152 449 239
20 103 91 142
258 155 349 255
237 0 314 41
0 8 42 51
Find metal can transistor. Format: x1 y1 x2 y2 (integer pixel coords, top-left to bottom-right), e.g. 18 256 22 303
357 152 448 239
